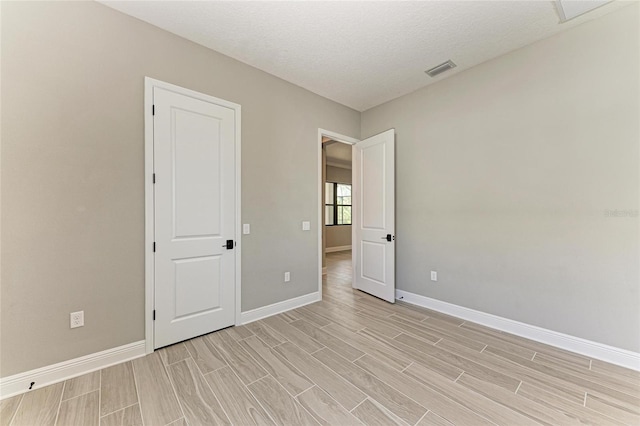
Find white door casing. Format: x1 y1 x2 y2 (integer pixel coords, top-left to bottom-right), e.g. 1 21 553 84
145 78 241 350
352 129 395 303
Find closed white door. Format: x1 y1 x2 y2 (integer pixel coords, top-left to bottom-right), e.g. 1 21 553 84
153 86 236 349
353 129 395 303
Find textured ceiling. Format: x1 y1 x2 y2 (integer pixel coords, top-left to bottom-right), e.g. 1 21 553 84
100 1 632 111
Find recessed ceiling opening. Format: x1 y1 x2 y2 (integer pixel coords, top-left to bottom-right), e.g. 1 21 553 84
425 60 457 78
556 0 612 22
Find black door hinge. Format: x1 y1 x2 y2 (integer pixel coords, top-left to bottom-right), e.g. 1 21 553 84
152 105 155 115
153 173 156 184
153 242 156 252
153 310 156 320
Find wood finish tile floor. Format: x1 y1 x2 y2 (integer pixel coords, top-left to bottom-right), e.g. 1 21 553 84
2 250 639 425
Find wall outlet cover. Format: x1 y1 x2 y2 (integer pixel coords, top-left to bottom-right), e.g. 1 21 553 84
70 311 84 328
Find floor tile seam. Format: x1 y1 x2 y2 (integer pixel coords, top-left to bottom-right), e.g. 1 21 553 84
313 347 430 422
413 409 430 426
238 336 316 399
207 364 275 425
413 337 541 394
141 356 186 426
261 318 326 353
292 383 317 399
52 378 66 426
514 381 523 394
532 356 624 386
351 353 367 364
61 386 101 403
406 317 521 355
391 333 487 380
279 340 368 413
197 359 233 426
422 370 541 426
460 373 569 424
6 393 24 426
490 350 640 402
100 401 139 419
290 384 337 424
471 330 591 366
329 325 412 372
162 354 193 367
295 384 363 424
242 374 286 425
129 359 149 426
97 368 103 426
348 396 369 414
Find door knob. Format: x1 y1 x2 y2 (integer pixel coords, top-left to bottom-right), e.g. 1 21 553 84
381 234 393 242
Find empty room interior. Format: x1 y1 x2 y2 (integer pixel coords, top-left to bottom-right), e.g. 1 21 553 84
1 1 639 425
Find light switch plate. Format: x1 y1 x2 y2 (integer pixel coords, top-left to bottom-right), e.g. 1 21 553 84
302 221 310 231
243 224 250 235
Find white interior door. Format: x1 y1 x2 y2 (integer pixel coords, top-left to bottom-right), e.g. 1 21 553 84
353 129 395 303
153 86 236 349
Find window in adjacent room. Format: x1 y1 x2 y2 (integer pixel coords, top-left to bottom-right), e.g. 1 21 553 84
325 182 351 225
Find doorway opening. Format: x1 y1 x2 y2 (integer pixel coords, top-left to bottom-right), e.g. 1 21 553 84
317 129 358 300
317 128 396 303
323 138 354 294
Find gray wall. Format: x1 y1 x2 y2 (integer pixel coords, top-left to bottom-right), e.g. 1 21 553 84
325 166 352 248
326 226 352 249
0 1 359 377
362 6 639 352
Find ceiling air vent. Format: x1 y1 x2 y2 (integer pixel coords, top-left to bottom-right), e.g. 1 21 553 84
555 0 612 22
425 60 457 78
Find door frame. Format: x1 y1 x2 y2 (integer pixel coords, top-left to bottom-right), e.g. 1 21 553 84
317 129 359 298
144 77 242 354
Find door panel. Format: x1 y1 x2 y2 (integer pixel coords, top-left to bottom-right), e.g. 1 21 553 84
154 86 236 348
172 109 222 238
361 241 386 283
361 142 386 229
173 256 221 318
353 129 395 303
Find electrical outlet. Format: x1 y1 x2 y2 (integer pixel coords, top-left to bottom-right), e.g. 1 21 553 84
284 272 291 282
70 311 84 328
430 271 437 282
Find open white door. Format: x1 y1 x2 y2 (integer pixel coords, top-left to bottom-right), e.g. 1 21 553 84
153 84 237 349
353 129 395 303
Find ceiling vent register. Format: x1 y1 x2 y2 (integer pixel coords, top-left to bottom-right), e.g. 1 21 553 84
425 60 457 78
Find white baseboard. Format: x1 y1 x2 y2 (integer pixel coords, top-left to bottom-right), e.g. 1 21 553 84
240 291 321 324
326 245 351 253
396 290 640 372
0 340 146 400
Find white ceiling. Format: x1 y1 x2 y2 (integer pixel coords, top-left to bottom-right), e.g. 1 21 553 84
101 0 632 112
